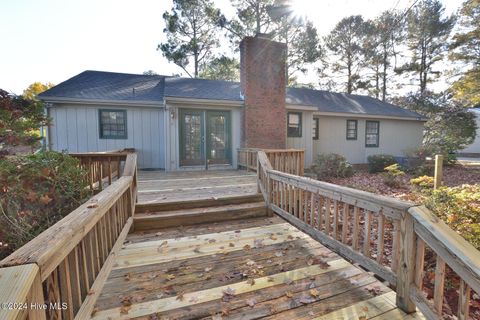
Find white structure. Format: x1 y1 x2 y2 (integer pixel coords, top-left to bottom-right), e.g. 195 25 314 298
461 108 480 155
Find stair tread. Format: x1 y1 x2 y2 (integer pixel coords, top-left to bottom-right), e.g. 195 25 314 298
134 201 266 219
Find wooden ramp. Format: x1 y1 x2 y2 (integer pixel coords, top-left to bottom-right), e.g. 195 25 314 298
137 170 258 205
91 216 424 319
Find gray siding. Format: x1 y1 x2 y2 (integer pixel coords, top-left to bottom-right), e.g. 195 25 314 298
48 104 165 169
286 110 314 167
312 115 424 164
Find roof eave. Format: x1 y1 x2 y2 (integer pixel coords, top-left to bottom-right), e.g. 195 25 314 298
165 96 244 107
39 96 165 108
312 110 427 122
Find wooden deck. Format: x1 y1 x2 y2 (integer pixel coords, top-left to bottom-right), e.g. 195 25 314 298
92 216 424 320
137 170 258 204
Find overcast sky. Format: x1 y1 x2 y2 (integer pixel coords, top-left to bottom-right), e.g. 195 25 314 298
0 0 463 94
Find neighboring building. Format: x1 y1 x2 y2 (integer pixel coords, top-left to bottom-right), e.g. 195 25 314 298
39 34 426 171
460 108 480 156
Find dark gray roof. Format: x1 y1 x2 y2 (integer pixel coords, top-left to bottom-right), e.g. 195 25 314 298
40 70 424 120
286 87 424 119
39 71 166 102
164 77 242 101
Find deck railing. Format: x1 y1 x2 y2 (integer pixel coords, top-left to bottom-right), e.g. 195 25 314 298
256 150 480 320
237 148 305 176
71 149 133 192
0 151 138 320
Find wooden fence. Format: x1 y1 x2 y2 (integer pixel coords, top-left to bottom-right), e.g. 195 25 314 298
70 150 133 192
237 148 305 176
0 152 138 320
256 150 479 320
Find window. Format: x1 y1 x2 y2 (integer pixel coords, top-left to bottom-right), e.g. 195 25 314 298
312 118 319 140
287 112 302 137
346 120 357 140
365 121 379 147
99 109 127 139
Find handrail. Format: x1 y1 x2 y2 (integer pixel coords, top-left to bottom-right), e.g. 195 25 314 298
256 150 480 319
0 151 138 320
238 148 305 175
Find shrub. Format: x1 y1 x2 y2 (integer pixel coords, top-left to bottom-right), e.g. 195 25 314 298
367 154 396 173
381 164 405 188
0 151 90 258
410 175 434 189
424 185 480 250
404 147 434 176
313 153 354 180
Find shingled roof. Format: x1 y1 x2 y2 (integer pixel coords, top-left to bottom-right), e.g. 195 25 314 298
40 70 424 120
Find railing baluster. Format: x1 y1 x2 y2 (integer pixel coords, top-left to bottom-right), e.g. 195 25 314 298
414 238 425 290
391 220 400 273
376 213 385 264
433 256 446 314
342 204 349 243
458 280 471 320
325 198 331 236
363 210 372 257
59 258 74 319
353 206 360 250
333 200 339 240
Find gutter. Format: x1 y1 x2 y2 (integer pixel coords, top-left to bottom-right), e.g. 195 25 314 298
39 96 165 108
165 96 244 107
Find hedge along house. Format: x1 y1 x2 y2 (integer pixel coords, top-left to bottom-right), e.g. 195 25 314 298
39 34 426 170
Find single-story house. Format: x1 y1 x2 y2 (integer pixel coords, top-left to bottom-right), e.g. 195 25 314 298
39 34 426 171
460 108 480 156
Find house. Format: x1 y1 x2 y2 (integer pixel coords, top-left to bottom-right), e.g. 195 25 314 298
39 34 426 171
460 107 480 156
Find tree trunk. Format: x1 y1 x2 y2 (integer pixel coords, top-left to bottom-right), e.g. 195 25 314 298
382 49 388 101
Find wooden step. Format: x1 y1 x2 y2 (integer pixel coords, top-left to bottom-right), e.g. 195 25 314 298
135 194 264 214
133 201 267 231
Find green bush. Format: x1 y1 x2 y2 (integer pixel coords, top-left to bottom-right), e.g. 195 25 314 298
381 164 405 188
367 154 396 173
313 153 354 180
424 185 480 250
0 151 90 258
410 175 434 189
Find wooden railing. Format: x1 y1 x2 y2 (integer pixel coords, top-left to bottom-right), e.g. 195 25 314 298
238 148 305 176
0 152 138 320
71 149 134 192
256 150 480 319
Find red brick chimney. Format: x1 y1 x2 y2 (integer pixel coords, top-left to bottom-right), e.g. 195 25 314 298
240 33 287 149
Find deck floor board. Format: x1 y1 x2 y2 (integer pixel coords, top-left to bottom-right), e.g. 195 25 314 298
137 170 258 204
91 217 424 319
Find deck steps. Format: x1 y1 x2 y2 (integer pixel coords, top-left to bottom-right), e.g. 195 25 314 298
133 196 267 230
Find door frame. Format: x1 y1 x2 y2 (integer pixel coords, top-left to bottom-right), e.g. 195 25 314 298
178 108 232 168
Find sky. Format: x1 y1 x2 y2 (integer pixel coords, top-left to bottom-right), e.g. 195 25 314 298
0 0 464 94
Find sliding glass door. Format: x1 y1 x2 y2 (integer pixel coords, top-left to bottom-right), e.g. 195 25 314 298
179 109 231 167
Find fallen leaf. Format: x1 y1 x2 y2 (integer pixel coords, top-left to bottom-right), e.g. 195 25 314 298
247 278 255 286
246 298 256 307
299 296 315 304
270 234 278 240
205 266 213 272
121 296 132 307
87 201 98 208
267 276 274 282
285 291 293 298
159 240 168 247
124 273 131 281
275 251 284 257
309 288 320 298
176 292 185 301
253 239 264 248
243 244 251 251
193 247 201 253
229 242 235 247
91 307 98 316
284 278 293 285
120 305 131 314
166 274 176 281
222 287 236 302
208 239 216 243
87 290 95 295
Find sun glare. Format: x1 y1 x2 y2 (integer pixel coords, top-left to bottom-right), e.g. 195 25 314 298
289 0 314 20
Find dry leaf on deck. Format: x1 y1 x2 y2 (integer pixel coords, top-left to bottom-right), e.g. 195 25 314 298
309 288 320 298
229 242 235 247
166 274 176 281
285 291 293 298
284 277 293 285
222 287 236 302
243 244 251 251
247 278 255 286
120 305 131 314
205 266 213 272
275 251 284 257
246 298 256 307
269 234 277 240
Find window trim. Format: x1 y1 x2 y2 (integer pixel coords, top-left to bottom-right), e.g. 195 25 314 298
346 119 358 140
365 120 380 148
287 112 302 138
312 117 319 140
99 109 128 139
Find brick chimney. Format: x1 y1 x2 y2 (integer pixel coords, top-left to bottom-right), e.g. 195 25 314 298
240 33 287 149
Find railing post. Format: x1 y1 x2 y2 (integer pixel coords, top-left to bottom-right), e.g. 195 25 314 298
396 210 417 313
434 154 443 190
266 171 273 217
256 155 261 194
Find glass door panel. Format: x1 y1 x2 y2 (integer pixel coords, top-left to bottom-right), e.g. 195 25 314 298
179 110 205 166
206 111 231 165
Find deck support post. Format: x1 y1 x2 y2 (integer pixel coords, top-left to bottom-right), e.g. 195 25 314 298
434 154 443 190
396 211 417 313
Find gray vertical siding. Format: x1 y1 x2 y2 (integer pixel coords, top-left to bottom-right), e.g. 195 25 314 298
48 104 165 169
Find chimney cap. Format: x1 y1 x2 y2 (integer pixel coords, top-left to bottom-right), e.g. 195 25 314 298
254 32 274 40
